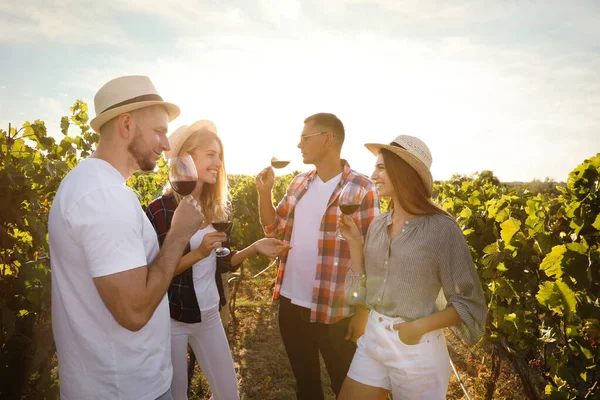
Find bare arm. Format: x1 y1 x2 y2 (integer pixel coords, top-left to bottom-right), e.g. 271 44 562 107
390 305 461 345
171 231 227 276
230 243 258 266
256 167 276 228
94 231 190 331
230 238 291 266
338 215 365 274
93 197 204 331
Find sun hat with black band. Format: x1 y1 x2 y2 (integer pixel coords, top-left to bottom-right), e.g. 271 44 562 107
89 75 180 133
365 135 434 196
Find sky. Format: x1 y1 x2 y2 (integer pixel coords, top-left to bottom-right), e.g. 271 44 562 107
1 0 599 182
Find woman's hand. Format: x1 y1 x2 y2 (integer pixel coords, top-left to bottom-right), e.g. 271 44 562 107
195 231 228 258
254 238 291 258
387 320 426 345
338 215 361 245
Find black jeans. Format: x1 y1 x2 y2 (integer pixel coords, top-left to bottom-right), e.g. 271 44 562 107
278 296 357 400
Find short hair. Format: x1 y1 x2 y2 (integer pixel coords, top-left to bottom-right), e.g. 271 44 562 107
304 113 345 145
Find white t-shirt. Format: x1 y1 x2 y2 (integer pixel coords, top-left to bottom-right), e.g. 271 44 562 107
48 158 171 400
280 173 342 308
189 226 220 311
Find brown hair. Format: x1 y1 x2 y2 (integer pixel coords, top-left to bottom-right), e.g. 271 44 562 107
166 129 230 222
381 149 450 217
304 112 345 145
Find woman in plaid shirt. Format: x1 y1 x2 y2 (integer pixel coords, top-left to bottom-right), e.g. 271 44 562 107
146 120 289 400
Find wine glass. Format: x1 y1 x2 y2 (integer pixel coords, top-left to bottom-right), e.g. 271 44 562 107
212 221 233 257
270 156 291 169
258 157 291 184
169 153 198 196
334 183 367 240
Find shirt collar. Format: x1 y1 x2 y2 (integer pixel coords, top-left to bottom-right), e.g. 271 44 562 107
384 210 429 227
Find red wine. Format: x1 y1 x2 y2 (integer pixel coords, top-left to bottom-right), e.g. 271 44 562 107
171 180 196 196
339 203 360 215
271 160 290 169
212 221 233 232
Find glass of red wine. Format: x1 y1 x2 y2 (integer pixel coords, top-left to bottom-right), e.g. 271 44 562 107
212 221 233 257
169 153 198 196
334 182 367 240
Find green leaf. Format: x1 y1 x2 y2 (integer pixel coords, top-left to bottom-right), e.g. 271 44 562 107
500 217 520 244
459 207 472 219
60 116 70 135
540 245 566 278
536 281 577 316
483 242 500 255
593 214 600 231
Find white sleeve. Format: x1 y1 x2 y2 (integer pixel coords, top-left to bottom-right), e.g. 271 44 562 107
67 186 149 278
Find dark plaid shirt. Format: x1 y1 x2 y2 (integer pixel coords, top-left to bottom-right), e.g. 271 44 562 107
145 194 240 324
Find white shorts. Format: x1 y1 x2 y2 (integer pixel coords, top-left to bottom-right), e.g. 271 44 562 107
347 310 452 399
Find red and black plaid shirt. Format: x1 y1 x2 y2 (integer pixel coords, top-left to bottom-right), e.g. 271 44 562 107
145 194 239 324
264 160 380 324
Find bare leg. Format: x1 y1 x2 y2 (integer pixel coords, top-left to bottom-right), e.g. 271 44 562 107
338 377 389 400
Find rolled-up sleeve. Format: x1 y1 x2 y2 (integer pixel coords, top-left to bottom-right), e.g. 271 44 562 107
345 269 367 305
438 223 487 345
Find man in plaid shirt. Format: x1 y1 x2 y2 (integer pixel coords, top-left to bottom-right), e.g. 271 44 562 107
256 113 379 399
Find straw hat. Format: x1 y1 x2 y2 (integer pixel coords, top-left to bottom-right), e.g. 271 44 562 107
365 135 433 195
90 75 180 132
165 120 218 160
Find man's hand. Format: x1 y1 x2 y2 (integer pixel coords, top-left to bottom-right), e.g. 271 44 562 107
345 306 369 342
256 166 275 194
170 196 204 239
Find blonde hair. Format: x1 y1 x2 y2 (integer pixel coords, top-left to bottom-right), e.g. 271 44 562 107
166 128 230 222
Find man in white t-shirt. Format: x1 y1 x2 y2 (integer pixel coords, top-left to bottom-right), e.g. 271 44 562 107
48 75 204 400
256 113 380 399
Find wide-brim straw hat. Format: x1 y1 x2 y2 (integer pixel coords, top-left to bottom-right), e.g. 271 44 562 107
90 75 180 132
365 135 434 196
165 120 218 160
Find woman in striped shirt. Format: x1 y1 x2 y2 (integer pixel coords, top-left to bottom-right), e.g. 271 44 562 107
337 135 487 400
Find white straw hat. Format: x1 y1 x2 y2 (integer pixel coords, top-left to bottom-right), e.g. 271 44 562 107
365 135 433 195
165 120 218 160
90 75 180 132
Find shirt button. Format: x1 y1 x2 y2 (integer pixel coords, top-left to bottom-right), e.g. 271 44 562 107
334 261 338 266
378 317 383 322
402 228 406 233
383 279 386 283
378 297 381 301
405 221 409 225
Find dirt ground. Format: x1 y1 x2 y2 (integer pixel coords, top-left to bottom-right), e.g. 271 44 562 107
189 269 535 400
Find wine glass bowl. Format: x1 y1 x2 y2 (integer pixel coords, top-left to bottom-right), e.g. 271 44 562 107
334 183 367 239
271 156 291 169
212 221 233 257
169 154 198 196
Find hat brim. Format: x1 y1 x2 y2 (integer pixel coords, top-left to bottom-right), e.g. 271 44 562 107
165 120 218 160
365 142 433 196
90 101 180 133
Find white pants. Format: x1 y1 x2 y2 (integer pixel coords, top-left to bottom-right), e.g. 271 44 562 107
347 310 452 399
170 307 240 400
